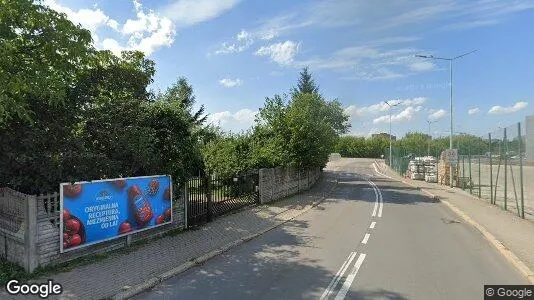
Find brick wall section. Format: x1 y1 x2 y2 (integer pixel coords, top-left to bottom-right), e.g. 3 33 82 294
0 187 186 272
259 167 321 204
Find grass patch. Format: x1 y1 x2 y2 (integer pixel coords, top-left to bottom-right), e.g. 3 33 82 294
0 259 29 286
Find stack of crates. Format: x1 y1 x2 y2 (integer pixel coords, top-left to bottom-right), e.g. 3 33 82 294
423 156 437 183
408 158 425 180
408 156 437 181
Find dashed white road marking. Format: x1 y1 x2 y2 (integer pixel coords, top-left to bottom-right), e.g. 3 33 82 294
361 233 370 244
321 167 383 299
334 253 367 300
320 252 357 300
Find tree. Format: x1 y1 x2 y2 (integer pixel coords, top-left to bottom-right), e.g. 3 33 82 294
291 67 319 96
256 68 349 168
157 77 206 125
0 0 206 193
0 0 94 127
334 136 389 158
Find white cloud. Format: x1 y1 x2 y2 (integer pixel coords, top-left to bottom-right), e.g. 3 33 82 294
113 1 175 55
214 30 254 55
234 109 256 123
162 0 241 27
488 101 528 114
441 19 500 30
428 109 447 120
219 78 243 87
212 0 534 59
344 103 389 119
468 107 480 115
344 97 427 119
409 61 435 72
373 106 422 124
400 97 427 106
207 109 257 131
42 0 118 33
101 38 125 55
294 46 434 80
123 7 162 35
255 41 300 66
44 0 175 56
236 29 250 41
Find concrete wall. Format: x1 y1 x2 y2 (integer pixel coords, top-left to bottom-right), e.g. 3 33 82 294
258 167 321 204
0 187 186 273
0 188 34 272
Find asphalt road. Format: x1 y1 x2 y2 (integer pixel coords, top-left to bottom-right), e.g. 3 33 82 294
134 158 528 300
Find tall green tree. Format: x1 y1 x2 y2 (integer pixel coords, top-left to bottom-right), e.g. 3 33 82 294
0 0 94 127
0 0 206 193
256 68 349 168
291 67 319 96
157 77 206 125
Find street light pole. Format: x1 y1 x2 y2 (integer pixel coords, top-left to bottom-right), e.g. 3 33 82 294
385 101 400 167
427 120 437 156
415 50 477 187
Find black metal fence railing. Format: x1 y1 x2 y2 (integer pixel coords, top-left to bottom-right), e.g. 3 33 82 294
186 172 259 227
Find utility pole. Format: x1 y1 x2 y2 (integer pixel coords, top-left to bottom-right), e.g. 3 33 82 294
415 50 477 187
385 101 400 167
427 120 437 156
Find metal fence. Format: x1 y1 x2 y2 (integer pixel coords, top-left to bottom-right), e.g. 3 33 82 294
386 118 532 221
187 172 259 227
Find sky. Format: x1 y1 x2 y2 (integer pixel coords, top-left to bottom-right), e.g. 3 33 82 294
41 0 534 138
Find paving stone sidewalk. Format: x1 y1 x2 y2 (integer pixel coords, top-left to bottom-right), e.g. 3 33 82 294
1 173 337 300
376 160 534 282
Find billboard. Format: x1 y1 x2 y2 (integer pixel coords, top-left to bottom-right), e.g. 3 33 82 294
60 175 172 252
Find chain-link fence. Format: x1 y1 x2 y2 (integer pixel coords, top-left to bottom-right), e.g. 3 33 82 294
386 117 533 221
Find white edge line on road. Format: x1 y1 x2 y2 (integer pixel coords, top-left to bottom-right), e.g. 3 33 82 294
372 161 394 180
320 252 357 300
361 233 370 244
378 185 383 218
369 181 378 217
334 253 367 300
369 221 376 229
368 180 383 218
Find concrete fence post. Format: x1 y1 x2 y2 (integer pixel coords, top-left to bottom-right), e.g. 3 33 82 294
258 169 265 204
24 195 38 273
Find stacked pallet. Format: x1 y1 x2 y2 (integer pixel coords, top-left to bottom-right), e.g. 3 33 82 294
423 156 437 183
408 156 437 181
408 158 424 180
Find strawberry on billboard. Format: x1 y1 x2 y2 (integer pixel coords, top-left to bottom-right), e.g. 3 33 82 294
60 175 172 252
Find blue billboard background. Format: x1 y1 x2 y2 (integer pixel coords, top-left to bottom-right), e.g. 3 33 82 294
60 175 172 252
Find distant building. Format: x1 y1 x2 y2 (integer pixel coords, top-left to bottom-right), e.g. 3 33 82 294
372 133 396 141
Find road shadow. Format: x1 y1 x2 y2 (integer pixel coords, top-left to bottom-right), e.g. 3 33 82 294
347 289 410 300
323 172 439 206
134 217 340 299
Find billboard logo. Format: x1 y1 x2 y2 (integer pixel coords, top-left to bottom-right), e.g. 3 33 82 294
96 190 113 201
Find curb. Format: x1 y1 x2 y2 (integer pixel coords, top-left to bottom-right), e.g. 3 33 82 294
111 180 338 300
374 162 534 284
